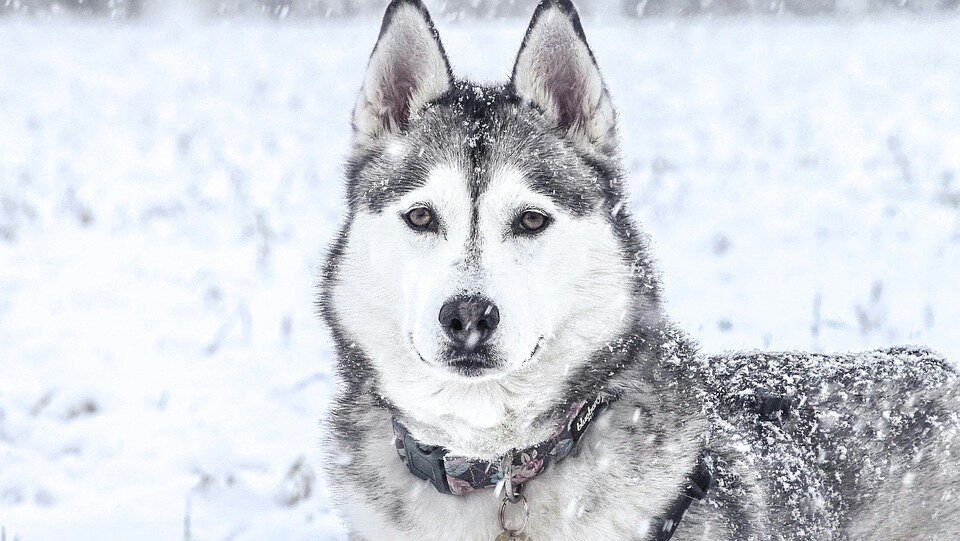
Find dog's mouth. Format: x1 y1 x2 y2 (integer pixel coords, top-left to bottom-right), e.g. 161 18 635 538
445 350 497 377
408 334 545 379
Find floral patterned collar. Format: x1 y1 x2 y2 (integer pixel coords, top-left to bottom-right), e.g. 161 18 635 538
391 394 608 495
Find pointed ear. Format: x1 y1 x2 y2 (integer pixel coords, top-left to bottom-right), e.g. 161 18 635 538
353 0 453 148
510 0 617 155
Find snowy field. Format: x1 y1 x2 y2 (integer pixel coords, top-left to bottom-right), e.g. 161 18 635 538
2 15 960 540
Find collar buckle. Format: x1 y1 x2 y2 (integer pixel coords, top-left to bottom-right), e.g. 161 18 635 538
395 420 451 494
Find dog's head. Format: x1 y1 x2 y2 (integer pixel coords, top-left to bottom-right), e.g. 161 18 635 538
323 0 661 425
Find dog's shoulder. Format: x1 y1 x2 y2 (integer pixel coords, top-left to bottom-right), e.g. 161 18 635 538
686 346 958 538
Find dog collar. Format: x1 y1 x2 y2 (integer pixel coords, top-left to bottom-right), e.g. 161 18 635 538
391 394 607 495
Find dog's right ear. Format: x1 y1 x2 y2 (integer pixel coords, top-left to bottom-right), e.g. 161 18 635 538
352 0 453 148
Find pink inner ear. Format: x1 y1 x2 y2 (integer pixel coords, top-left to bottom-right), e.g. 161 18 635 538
545 62 585 131
381 60 418 130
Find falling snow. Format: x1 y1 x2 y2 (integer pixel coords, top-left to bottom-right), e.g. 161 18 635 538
1 12 959 541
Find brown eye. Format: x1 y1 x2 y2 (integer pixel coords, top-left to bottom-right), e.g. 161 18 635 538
517 210 550 234
403 206 436 231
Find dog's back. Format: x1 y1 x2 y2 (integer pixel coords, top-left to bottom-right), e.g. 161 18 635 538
688 347 960 539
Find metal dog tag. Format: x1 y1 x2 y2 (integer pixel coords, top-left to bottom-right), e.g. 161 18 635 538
496 489 531 541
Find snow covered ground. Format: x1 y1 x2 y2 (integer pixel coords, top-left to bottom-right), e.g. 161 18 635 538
1 15 959 540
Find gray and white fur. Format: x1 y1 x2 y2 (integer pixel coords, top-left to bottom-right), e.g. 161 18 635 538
318 1 960 539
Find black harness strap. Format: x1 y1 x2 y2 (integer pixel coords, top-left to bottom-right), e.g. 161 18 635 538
652 453 714 541
654 391 793 539
757 391 794 424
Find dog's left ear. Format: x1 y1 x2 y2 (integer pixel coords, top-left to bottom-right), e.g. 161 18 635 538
511 0 617 155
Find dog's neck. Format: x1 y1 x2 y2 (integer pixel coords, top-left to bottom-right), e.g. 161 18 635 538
383 374 574 459
375 338 656 459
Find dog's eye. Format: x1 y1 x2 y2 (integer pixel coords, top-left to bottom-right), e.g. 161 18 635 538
516 210 550 234
403 206 437 232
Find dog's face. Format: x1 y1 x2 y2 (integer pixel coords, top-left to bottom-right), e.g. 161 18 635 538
325 0 654 424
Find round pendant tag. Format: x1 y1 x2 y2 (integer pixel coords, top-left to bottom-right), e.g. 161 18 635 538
496 492 531 541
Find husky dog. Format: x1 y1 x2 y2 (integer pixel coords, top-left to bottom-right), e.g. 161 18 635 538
319 0 960 539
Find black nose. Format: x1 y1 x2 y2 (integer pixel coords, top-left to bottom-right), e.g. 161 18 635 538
438 296 500 352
